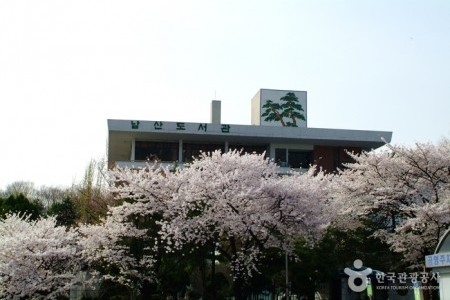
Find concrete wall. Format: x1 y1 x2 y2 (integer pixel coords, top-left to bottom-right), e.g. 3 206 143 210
251 90 261 125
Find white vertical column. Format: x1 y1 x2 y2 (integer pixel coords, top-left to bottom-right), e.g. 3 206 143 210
178 139 183 163
131 138 136 161
269 144 275 159
211 100 221 124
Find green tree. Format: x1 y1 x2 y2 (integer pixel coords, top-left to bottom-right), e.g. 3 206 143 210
47 197 78 227
72 159 113 224
0 193 43 220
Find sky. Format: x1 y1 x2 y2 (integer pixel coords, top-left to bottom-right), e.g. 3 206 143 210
1 0 449 189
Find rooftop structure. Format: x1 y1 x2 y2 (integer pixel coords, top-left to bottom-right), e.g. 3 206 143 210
108 89 392 173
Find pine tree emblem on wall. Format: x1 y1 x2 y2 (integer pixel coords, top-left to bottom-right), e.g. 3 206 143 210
261 92 306 127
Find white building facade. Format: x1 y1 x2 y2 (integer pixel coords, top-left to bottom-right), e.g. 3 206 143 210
108 89 392 173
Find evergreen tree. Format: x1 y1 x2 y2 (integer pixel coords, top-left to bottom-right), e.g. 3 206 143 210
47 197 78 227
0 193 43 220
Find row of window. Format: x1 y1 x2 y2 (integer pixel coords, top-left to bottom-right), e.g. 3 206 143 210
274 148 313 169
134 142 269 162
134 141 313 168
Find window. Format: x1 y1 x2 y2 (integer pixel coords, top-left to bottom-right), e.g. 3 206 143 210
135 141 179 162
183 143 225 162
275 148 288 167
275 148 313 168
229 144 268 156
288 150 313 168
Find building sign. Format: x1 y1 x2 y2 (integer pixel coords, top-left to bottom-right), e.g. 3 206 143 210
154 121 163 130
221 124 230 133
198 123 207 132
425 252 450 268
251 89 307 128
128 120 232 134
131 121 140 129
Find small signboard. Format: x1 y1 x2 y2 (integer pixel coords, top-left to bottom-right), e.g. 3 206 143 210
425 252 450 268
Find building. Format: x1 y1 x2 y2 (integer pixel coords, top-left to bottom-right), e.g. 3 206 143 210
108 89 392 173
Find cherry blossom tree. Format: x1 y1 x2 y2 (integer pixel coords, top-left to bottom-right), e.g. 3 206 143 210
94 150 334 299
334 141 450 267
0 214 79 299
78 164 179 297
78 202 157 291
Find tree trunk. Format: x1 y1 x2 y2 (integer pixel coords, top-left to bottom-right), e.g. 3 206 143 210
211 241 217 300
230 236 244 300
129 282 137 300
272 108 286 127
200 257 207 299
291 115 297 126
